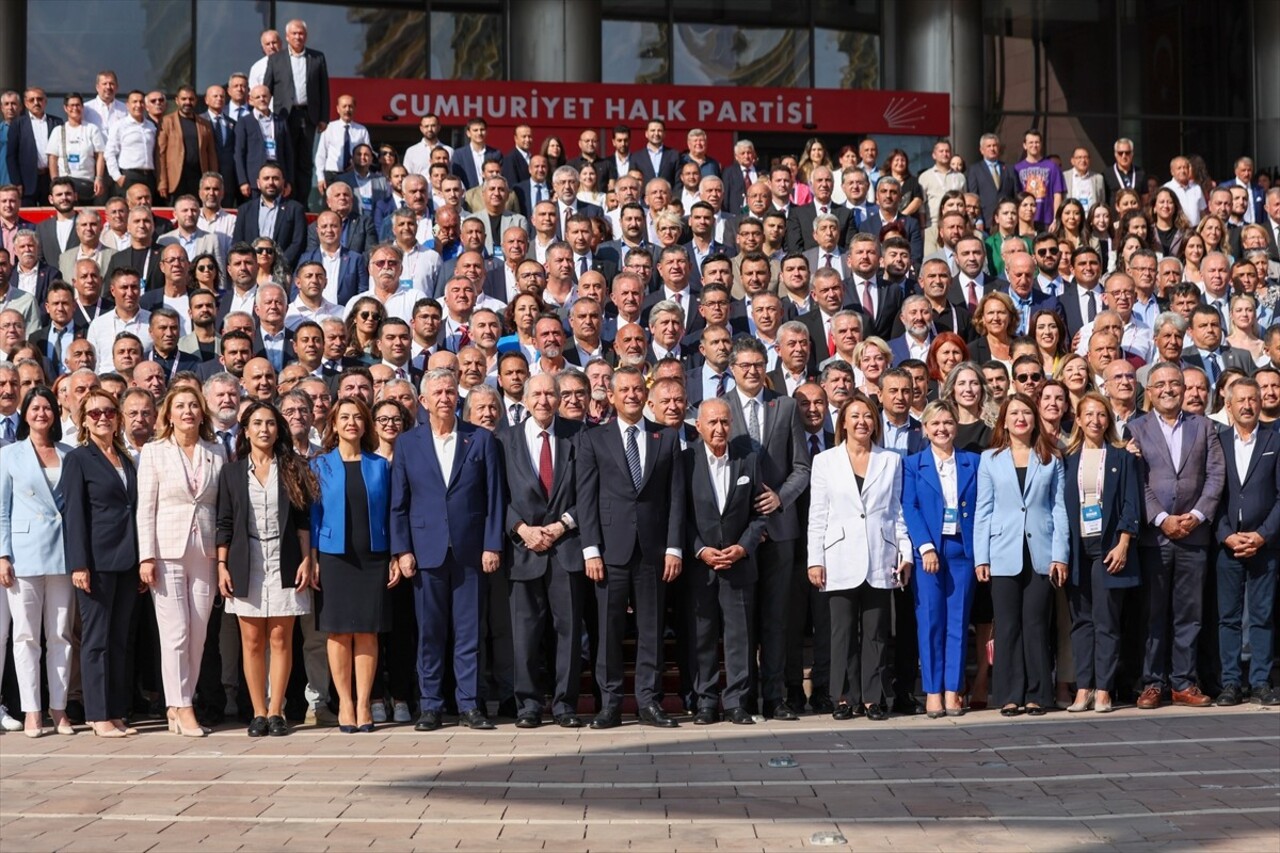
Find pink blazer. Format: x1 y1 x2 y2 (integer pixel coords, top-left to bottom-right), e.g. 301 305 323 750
136 437 225 562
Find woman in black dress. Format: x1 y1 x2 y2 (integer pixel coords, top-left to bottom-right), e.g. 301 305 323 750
311 397 399 733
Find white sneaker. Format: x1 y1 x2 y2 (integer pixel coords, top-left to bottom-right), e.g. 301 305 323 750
0 706 22 732
371 701 388 723
392 701 411 723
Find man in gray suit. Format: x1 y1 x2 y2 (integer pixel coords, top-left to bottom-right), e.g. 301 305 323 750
1128 361 1226 710
466 175 529 255
1181 304 1256 390
723 336 811 719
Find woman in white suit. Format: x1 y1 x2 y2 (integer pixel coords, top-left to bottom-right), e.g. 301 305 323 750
136 386 226 737
974 393 1070 717
0 388 76 737
807 392 913 721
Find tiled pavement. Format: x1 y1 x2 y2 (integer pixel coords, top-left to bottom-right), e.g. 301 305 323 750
1 704 1277 851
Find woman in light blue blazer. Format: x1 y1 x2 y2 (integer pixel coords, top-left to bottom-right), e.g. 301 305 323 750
0 388 76 737
974 393 1069 716
902 400 981 718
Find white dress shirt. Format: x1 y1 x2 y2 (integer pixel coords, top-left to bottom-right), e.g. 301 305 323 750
704 446 731 515
87 308 153 373
523 415 557 476
916 449 958 555
285 296 342 330
1231 427 1258 484
314 120 372 177
288 50 309 105
83 97 128 134
432 428 457 486
104 118 157 178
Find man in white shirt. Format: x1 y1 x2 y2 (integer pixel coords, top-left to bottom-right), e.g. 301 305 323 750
314 94 371 193
104 91 157 197
402 114 452 178
248 30 282 92
194 172 235 257
1163 155 1206 227
286 260 342 330
917 139 967 250
83 71 128 136
158 195 222 265
87 268 151 370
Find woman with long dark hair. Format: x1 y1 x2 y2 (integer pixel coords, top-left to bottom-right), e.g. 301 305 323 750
216 401 319 737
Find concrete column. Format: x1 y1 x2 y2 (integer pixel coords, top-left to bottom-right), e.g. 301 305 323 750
508 0 601 82
891 0 984 161
0 0 26 93
1254 0 1280 173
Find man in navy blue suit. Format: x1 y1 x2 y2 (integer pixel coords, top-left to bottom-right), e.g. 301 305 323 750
391 367 506 731
449 117 502 190
232 86 293 200
232 162 307 270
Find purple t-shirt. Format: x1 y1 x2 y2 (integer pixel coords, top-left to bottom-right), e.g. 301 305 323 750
1014 159 1065 226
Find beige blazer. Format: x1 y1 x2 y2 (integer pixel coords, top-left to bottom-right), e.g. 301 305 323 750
136 437 225 562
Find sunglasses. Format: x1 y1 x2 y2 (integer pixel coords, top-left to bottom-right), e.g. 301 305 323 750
1015 373 1043 383
195 264 216 273
85 407 118 421
371 259 398 268
254 247 275 255
1035 248 1060 256
357 311 381 320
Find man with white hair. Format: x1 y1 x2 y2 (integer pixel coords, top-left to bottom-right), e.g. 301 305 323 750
262 18 330 197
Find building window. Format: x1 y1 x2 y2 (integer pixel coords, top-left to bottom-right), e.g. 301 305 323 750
27 0 193 94
672 24 810 87
601 20 671 84
197 0 271 89
430 11 504 80
813 28 879 89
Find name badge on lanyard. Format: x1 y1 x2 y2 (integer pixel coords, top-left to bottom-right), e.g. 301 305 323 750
265 137 277 157
1081 504 1103 536
68 152 81 166
942 506 958 536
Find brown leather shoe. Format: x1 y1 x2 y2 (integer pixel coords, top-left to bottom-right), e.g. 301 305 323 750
1171 685 1212 707
1136 685 1163 710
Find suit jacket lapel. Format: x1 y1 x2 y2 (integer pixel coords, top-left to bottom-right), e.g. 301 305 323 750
1242 429 1274 485
418 429 445 486
1220 431 1242 488
86 442 126 499
956 452 976 500
1176 418 1198 474
639 428 659 491
448 431 470 489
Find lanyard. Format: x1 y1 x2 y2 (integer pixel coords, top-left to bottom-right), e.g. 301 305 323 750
1077 448 1106 508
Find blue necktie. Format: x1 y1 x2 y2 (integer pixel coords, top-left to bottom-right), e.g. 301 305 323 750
340 124 352 172
625 425 643 491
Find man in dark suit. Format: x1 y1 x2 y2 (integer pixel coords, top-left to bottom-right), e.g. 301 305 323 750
232 162 307 270
35 178 80 267
1000 252 1062 338
297 213 366 306
8 230 63 311
1101 138 1147 205
861 177 923 267
501 124 534 189
683 398 769 725
449 117 503 190
633 118 679 186
201 84 238 205
1128 362 1226 710
261 18 329 199
1211 379 1280 707
391 368 506 732
232 85 293 199
6 88 63 205
843 234 904 340
966 133 1019 229
948 235 1007 311
724 337 811 719
496 374 587 728
1181 304 1257 386
577 366 687 729
721 140 760 214
304 182 376 257
785 166 851 254
512 154 552 219
29 279 85 374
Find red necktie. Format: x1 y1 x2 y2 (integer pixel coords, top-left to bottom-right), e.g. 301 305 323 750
458 323 470 347
966 280 978 312
861 282 875 317
826 323 835 357
538 430 553 498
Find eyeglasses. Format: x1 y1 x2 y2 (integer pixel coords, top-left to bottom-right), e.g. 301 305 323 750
374 416 403 427
1014 372 1043 383
254 247 275 255
735 362 766 372
357 311 381 320
85 407 118 421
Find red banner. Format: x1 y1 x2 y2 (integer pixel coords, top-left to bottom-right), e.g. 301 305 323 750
331 78 949 136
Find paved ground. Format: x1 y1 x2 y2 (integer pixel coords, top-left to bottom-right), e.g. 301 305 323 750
1 704 1277 852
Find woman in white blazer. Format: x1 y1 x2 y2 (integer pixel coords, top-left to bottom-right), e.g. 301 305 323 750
807 392 913 721
136 386 225 737
974 393 1070 717
0 388 76 737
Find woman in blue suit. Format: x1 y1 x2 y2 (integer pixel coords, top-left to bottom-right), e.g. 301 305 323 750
0 388 75 737
311 396 397 733
1063 392 1140 714
902 401 981 718
974 393 1069 716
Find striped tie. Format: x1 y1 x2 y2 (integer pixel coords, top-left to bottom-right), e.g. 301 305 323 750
625 425 643 491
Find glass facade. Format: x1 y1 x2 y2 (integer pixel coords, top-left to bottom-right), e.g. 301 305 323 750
982 0 1253 179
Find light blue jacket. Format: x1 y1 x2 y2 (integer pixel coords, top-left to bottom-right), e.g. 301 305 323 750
973 448 1069 576
0 440 72 576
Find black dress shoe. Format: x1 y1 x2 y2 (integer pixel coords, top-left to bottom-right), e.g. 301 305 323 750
247 716 269 737
864 703 889 721
832 703 854 720
1216 685 1243 706
415 711 442 731
786 690 808 711
892 696 927 716
727 707 755 725
554 714 583 728
496 698 519 719
693 708 718 725
1000 705 1022 717
267 715 289 737
809 695 835 715
590 709 621 729
638 703 679 728
460 708 495 730
515 713 542 728
764 701 799 721
1252 686 1280 706
1025 704 1048 717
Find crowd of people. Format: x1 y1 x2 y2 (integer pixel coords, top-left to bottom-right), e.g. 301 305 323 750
0 19 1278 740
